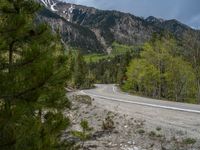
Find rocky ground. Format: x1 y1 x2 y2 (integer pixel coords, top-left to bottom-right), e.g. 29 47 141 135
62 93 200 150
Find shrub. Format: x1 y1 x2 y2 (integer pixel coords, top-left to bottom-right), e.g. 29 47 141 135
102 115 115 130
183 138 196 145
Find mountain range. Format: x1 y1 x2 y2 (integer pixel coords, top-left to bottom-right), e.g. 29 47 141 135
36 0 200 54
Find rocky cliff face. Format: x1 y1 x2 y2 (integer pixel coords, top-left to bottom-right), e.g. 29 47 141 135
36 0 200 53
36 0 104 53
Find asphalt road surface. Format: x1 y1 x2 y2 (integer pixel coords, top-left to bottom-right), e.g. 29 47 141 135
81 84 200 139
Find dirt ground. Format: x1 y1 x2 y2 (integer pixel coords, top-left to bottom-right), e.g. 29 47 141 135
63 93 200 150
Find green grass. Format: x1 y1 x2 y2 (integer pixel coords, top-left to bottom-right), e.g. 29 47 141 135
84 42 140 63
84 54 113 63
111 42 135 55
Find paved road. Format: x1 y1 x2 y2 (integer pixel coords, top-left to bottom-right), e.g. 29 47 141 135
82 84 200 113
81 84 200 138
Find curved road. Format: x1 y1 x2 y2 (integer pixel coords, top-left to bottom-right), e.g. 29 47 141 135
81 84 200 139
81 84 200 114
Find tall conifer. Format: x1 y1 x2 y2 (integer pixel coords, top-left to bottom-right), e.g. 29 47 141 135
0 0 70 149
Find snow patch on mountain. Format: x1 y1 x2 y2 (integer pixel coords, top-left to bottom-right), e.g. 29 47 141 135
40 0 48 7
67 4 75 21
50 2 58 11
61 3 75 22
145 16 164 23
40 0 58 11
39 0 76 21
69 4 74 13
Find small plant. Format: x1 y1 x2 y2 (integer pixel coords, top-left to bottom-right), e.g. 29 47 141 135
149 131 156 137
102 115 115 130
71 120 93 149
137 129 145 134
75 95 92 105
156 134 163 138
183 138 196 145
156 127 162 131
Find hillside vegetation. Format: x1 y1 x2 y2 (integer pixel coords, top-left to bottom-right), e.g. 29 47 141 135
87 34 200 104
123 36 197 103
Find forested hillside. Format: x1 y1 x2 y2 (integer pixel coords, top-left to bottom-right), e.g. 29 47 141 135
86 34 200 104
123 35 198 103
36 0 200 54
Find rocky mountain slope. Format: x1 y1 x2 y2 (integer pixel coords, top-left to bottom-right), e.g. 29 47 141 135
36 0 104 53
36 0 200 54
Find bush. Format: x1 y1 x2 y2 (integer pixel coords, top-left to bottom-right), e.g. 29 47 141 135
183 138 196 145
75 95 92 105
156 127 162 131
102 115 115 130
71 120 93 149
137 129 145 134
149 131 156 137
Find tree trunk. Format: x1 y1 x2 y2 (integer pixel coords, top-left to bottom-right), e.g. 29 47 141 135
5 41 15 111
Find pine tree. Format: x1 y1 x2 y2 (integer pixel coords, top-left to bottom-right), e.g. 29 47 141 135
72 52 87 88
0 0 71 149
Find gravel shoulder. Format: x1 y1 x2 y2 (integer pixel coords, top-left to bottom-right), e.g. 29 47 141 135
63 87 200 150
82 84 200 139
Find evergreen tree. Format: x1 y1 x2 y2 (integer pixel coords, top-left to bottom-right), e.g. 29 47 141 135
87 51 136 84
0 0 70 149
73 52 87 88
67 51 93 89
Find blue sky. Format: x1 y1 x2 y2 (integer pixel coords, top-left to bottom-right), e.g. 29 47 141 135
63 0 200 28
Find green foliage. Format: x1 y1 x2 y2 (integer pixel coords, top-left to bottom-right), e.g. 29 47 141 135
165 57 196 102
80 120 92 132
0 107 70 150
137 129 145 134
156 127 162 131
67 51 94 89
181 32 200 103
84 42 139 63
87 50 138 84
84 54 112 63
124 36 197 103
71 120 93 149
149 131 156 137
183 138 196 145
0 0 71 149
84 43 141 85
111 42 136 55
123 59 160 97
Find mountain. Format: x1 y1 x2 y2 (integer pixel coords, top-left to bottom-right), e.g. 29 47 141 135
36 0 200 54
36 0 104 53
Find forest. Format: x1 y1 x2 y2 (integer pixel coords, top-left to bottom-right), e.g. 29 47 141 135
87 35 200 104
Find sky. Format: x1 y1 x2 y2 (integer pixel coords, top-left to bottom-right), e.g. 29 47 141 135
63 0 200 29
